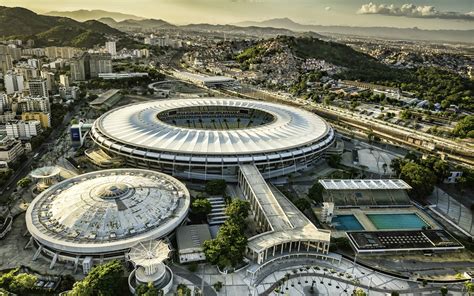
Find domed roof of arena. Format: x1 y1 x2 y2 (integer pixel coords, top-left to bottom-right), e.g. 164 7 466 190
26 169 190 254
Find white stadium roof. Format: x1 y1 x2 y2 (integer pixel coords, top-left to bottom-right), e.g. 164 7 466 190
26 169 190 255
93 98 331 155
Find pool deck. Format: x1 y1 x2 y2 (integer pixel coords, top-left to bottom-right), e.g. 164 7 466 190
353 210 377 231
333 207 439 232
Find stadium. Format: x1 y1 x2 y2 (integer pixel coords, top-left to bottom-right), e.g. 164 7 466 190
25 169 190 273
90 98 335 181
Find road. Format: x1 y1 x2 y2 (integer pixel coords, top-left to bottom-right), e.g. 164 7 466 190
170 264 217 296
0 104 80 203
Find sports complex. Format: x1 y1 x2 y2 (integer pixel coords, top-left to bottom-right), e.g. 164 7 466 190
90 98 335 181
25 169 190 273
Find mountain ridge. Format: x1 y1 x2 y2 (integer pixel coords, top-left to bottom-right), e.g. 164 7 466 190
0 6 124 47
235 18 474 44
45 9 143 22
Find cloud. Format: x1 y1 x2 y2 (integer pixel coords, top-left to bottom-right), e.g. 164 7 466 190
325 6 331 12
357 3 474 21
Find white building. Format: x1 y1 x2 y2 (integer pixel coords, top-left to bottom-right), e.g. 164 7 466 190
40 71 55 92
0 134 24 163
27 59 40 69
59 75 69 88
105 41 117 56
6 120 41 139
28 79 48 97
15 96 50 113
4 72 24 94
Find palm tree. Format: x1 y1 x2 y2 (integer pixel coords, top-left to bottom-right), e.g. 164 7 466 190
465 281 474 296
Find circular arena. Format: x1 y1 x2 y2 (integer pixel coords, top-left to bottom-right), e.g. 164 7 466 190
91 98 335 181
25 169 190 269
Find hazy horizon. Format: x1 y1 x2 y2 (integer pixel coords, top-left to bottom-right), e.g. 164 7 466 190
0 0 473 30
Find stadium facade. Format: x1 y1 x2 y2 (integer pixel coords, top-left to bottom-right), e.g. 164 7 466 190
91 98 335 181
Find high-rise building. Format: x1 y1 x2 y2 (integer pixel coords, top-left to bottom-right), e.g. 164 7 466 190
28 79 48 97
105 41 117 56
70 53 112 81
4 72 25 94
14 64 40 81
45 47 82 59
60 75 70 88
41 71 55 92
0 134 24 163
0 46 13 74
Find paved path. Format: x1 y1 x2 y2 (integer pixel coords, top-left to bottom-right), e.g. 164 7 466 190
261 272 464 296
170 264 217 296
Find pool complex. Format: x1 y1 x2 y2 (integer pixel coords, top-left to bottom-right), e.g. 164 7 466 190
332 215 364 231
366 213 428 230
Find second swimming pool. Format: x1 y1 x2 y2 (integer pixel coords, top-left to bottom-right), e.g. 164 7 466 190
366 213 428 230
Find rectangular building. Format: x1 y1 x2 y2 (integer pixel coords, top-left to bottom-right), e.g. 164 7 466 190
21 112 51 128
6 120 41 139
28 79 48 97
0 134 24 163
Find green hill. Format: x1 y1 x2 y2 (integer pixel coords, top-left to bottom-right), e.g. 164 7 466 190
0 6 124 47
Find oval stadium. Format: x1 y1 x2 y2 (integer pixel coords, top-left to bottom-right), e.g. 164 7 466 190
25 169 190 270
91 98 335 181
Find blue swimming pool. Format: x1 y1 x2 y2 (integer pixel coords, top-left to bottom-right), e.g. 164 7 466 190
332 215 364 231
367 213 428 230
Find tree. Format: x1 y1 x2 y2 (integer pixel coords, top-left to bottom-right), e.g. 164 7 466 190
176 284 191 296
203 200 250 268
353 288 367 296
17 177 32 188
136 283 163 296
69 260 124 296
0 269 37 294
308 182 324 203
225 199 250 226
440 286 448 296
294 198 311 212
453 115 474 138
465 281 474 296
205 180 227 196
327 154 341 168
213 281 223 292
400 162 436 199
391 292 400 296
191 198 212 216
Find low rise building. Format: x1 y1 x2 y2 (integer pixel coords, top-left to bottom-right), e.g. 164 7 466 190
21 112 51 128
0 134 24 163
176 224 212 263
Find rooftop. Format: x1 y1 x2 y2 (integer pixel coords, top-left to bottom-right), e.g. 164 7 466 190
319 179 412 191
26 169 190 254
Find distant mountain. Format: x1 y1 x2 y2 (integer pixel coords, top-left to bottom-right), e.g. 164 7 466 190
45 9 143 22
99 18 176 30
0 6 124 47
180 23 324 38
236 18 474 44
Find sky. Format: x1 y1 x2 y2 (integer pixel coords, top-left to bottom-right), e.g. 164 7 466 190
0 0 473 30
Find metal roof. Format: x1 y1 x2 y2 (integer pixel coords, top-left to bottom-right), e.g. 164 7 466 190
94 98 331 155
319 179 412 191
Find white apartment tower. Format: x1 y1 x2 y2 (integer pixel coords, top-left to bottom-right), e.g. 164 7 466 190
105 41 117 56
4 72 25 94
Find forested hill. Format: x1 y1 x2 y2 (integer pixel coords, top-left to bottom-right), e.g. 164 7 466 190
0 6 123 47
236 36 474 111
